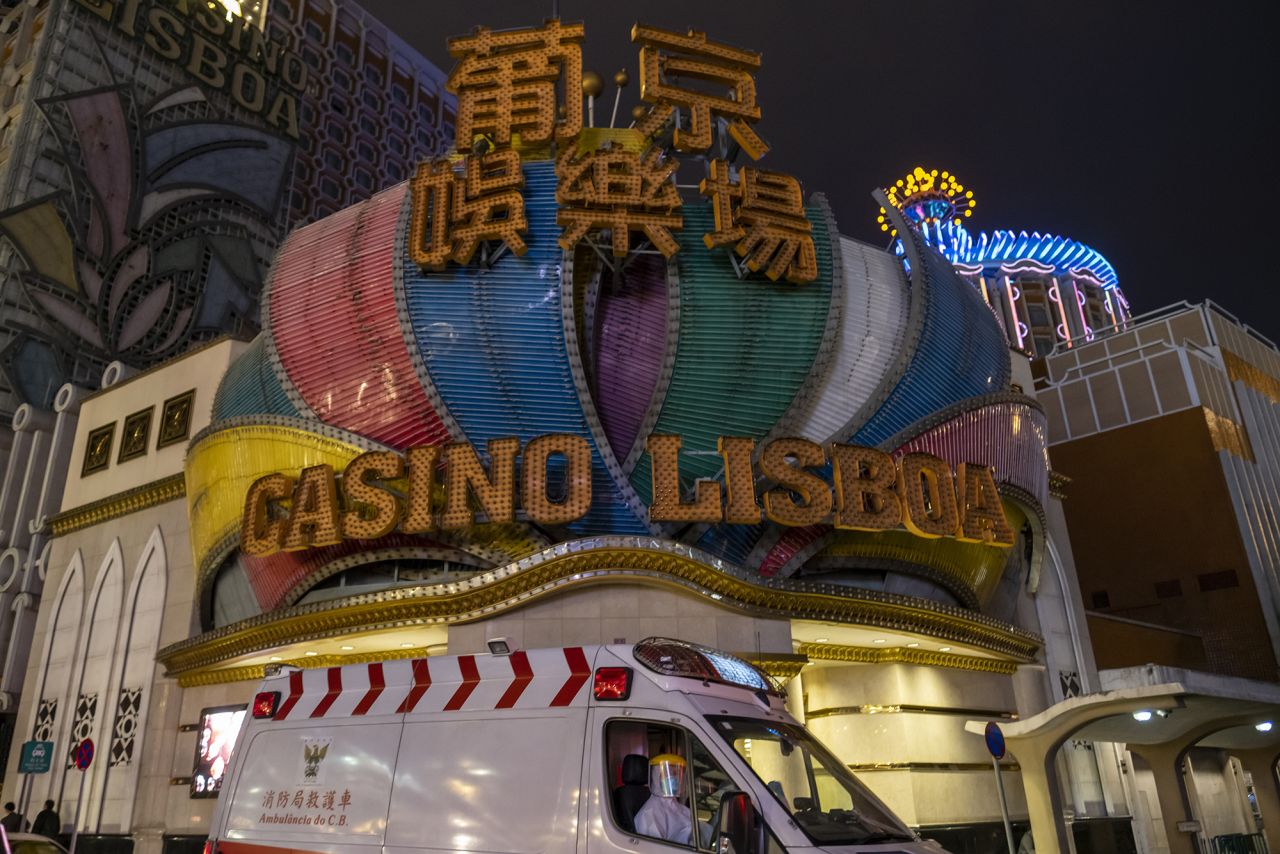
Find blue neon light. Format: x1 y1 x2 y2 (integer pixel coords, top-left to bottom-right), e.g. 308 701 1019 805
908 220 1119 288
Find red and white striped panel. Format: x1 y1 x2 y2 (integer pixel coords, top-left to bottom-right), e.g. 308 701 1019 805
272 648 594 720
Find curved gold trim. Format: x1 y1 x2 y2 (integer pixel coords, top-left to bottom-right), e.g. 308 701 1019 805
175 646 427 688
48 473 186 536
800 641 1020 674
158 538 1041 677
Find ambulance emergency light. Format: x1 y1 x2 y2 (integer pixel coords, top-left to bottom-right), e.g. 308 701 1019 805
632 638 777 694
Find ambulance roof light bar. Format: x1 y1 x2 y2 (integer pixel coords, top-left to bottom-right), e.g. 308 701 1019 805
632 638 780 695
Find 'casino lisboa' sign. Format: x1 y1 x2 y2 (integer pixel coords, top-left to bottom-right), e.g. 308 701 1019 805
240 435 1014 558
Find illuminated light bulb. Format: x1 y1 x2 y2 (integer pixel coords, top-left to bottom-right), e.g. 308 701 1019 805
966 190 974 198
1257 721 1274 732
939 646 952 652
1133 710 1153 722
965 210 973 217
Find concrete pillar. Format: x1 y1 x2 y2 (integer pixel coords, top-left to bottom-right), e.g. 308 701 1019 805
1007 734 1075 854
1232 747 1280 850
1128 743 1198 854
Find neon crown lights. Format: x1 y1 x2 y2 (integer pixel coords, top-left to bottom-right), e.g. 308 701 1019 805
877 166 975 236
879 166 1119 290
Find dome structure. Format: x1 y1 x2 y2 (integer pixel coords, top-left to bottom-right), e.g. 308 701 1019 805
168 138 1049 680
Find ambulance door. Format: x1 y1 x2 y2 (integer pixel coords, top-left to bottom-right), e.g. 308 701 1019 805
585 709 760 854
219 715 403 854
385 708 588 854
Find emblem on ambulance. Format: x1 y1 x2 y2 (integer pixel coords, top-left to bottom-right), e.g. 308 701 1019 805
302 738 331 783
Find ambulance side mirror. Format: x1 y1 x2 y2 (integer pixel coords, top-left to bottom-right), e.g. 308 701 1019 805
716 792 764 854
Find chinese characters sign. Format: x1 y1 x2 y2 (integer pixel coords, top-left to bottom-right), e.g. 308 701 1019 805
408 19 817 284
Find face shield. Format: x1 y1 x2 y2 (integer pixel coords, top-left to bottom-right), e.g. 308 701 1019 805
648 753 687 799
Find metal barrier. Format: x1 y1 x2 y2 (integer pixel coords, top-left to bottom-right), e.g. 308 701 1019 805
1211 833 1269 854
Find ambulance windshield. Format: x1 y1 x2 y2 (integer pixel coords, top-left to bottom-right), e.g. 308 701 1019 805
709 717 914 846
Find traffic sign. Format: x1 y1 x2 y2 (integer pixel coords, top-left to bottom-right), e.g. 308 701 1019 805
984 721 1006 760
74 738 95 770
18 740 54 774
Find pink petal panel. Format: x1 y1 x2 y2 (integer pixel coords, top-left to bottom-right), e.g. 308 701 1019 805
269 182 450 449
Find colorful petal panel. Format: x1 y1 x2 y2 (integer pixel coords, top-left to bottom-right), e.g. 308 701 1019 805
399 161 650 536
589 254 672 463
628 199 837 497
212 334 300 420
845 205 1012 447
186 418 378 584
891 397 1049 508
268 183 451 449
788 236 910 444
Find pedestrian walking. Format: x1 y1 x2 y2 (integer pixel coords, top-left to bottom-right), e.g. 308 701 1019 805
31 800 60 838
1 802 27 834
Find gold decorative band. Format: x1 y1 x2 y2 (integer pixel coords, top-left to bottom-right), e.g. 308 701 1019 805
174 647 427 688
158 538 1041 679
47 473 187 536
848 761 1020 773
799 641 1020 675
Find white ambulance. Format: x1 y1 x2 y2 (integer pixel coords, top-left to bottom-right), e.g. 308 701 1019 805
205 638 945 854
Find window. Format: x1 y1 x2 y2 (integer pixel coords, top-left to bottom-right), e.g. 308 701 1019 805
1154 579 1183 599
1091 590 1111 609
710 717 913 846
1198 570 1239 592
604 720 738 851
1027 304 1051 328
303 19 326 44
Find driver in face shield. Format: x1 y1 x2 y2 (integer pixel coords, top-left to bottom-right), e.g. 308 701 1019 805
634 754 693 843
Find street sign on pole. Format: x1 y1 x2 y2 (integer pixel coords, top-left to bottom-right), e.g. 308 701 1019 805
984 722 1017 854
73 738 94 770
985 721 1007 760
18 741 54 774
69 739 95 854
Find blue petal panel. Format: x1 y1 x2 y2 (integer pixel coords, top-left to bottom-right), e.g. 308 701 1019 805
848 214 1011 447
400 160 650 536
212 334 299 420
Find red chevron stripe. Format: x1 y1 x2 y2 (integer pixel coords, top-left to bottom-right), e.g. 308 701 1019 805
396 659 432 713
310 668 343 718
495 651 533 709
443 656 480 711
550 647 590 707
353 662 385 715
274 670 304 720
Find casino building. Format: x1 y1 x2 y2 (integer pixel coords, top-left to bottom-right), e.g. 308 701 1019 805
1 11 1233 854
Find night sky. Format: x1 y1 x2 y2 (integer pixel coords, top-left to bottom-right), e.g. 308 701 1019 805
361 0 1276 339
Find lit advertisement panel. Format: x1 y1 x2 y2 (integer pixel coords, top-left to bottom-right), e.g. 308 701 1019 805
191 705 247 798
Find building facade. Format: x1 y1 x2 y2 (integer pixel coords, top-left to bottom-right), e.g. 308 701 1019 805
1039 300 1280 683
0 0 451 419
0 0 451 792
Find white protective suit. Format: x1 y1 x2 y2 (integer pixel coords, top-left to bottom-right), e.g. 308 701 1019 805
634 795 692 844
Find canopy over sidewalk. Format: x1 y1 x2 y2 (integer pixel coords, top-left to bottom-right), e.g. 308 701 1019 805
966 665 1280 854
